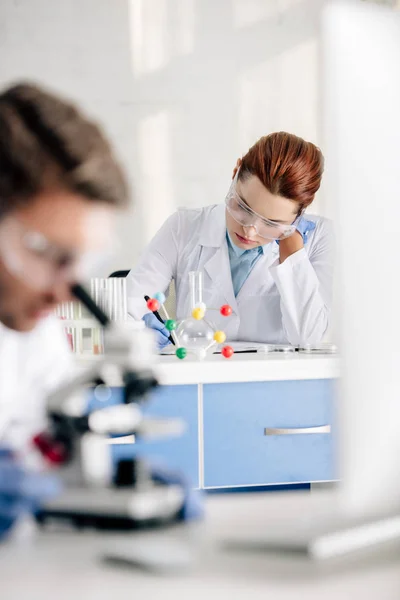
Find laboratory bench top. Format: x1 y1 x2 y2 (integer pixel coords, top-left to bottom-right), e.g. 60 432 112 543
154 352 340 385
2 490 399 600
79 352 340 386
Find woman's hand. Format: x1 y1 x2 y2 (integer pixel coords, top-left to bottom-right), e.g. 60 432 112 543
279 231 304 263
142 312 171 350
279 217 316 263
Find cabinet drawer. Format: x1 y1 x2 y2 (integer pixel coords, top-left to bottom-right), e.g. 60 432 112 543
87 384 199 487
203 379 335 488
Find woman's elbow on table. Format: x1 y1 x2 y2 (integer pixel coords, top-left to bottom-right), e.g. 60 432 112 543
284 306 330 347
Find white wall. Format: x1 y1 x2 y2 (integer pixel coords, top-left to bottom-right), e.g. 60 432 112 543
0 0 326 272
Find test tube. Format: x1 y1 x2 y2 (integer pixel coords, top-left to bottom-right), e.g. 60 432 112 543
189 271 203 310
89 279 95 355
90 278 96 307
107 279 113 318
111 277 117 321
71 302 77 353
65 301 73 352
75 299 82 354
85 277 130 354
122 278 127 321
104 277 127 322
90 278 101 355
102 278 112 318
113 277 119 321
115 277 127 321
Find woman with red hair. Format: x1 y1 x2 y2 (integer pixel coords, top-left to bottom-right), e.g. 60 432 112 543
127 132 334 348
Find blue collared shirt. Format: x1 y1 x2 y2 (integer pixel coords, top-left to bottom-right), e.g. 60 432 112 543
226 232 270 297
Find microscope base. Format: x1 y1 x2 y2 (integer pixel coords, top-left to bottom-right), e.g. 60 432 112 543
37 483 185 530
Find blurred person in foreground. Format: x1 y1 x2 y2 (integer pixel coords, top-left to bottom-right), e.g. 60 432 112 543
0 82 128 539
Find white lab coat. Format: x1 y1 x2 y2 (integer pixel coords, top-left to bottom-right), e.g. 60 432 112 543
0 317 73 454
127 204 334 346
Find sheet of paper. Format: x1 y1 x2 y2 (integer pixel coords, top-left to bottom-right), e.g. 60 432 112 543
160 341 271 355
213 341 270 353
160 345 177 355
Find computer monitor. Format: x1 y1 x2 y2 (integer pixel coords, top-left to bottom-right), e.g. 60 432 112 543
323 0 400 516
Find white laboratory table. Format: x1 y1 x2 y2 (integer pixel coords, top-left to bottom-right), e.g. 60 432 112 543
1 490 399 600
87 351 340 386
87 353 339 490
77 352 340 386
153 352 340 385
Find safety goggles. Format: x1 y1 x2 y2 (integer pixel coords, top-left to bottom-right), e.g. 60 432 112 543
225 171 300 241
0 216 114 291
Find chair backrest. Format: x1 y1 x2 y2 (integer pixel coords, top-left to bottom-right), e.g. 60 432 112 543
108 270 176 320
109 270 130 278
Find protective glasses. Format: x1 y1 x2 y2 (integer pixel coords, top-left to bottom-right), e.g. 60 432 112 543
225 170 300 241
0 216 113 291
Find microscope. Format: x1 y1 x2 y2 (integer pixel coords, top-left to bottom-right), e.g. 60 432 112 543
35 284 193 530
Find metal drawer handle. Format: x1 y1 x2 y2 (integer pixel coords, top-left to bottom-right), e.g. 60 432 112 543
264 425 331 436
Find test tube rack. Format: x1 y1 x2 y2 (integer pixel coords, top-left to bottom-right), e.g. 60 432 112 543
56 278 129 358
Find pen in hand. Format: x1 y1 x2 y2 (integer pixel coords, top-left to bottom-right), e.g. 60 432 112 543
144 295 176 346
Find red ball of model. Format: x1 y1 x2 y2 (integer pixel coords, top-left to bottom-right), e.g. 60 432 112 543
147 298 160 312
220 304 232 317
221 345 234 359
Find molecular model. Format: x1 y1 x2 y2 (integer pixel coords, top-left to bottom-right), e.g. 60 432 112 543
145 272 234 360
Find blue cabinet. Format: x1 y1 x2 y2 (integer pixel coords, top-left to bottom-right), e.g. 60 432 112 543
87 378 336 490
87 385 199 487
203 380 335 488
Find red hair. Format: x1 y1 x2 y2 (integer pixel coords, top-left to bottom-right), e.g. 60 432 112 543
240 132 324 211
